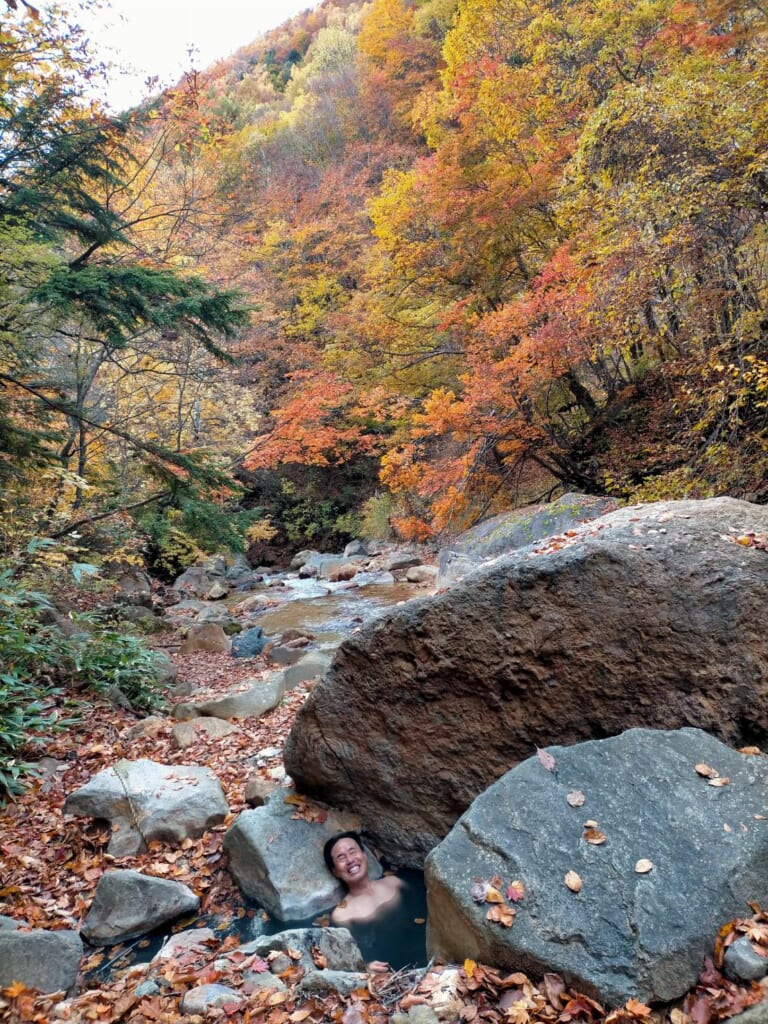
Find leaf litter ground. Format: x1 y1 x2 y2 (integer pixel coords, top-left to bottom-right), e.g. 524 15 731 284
1 647 767 1023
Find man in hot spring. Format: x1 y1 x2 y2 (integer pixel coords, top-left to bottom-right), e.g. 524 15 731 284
323 831 404 972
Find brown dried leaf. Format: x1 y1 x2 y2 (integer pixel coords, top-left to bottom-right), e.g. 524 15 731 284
694 763 719 779
537 748 557 772
565 871 583 892
487 903 516 927
738 746 763 756
584 828 607 845
708 776 730 787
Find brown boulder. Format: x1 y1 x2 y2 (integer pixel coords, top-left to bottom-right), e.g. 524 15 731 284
284 497 768 866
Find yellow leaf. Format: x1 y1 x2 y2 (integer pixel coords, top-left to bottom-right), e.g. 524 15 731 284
565 871 582 892
464 958 477 979
485 886 504 903
4 981 28 998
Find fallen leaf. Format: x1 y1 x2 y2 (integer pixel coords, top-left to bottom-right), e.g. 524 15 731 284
584 828 607 845
565 871 583 892
738 746 763 755
4 981 28 998
537 748 556 772
507 880 525 903
695 763 719 779
583 819 598 828
625 998 652 1016
708 777 730 787
414 917 425 924
464 958 477 979
487 903 516 927
634 859 654 873
567 790 586 807
484 886 504 904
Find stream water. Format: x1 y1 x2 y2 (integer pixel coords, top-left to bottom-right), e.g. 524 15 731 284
241 572 420 651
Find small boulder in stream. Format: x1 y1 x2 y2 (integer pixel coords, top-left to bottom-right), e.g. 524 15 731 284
224 791 378 920
425 727 768 1007
285 497 768 865
81 869 200 945
0 929 83 993
64 758 228 856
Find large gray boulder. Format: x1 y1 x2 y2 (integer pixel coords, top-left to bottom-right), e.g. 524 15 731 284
437 492 617 584
426 728 768 1007
0 929 83 993
63 759 228 856
285 498 768 865
81 870 200 945
223 792 376 920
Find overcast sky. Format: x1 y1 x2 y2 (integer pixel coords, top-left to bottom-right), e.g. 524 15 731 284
76 0 318 110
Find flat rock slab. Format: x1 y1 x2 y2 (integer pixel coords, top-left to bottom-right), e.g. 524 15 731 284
239 926 365 974
81 869 200 945
426 728 768 1007
63 758 228 856
224 792 374 920
172 675 284 721
0 929 83 993
285 497 768 865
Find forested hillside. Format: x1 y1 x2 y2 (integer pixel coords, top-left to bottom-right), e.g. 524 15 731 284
3 0 768 569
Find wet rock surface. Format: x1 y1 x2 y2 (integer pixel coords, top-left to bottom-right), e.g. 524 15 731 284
285 498 768 864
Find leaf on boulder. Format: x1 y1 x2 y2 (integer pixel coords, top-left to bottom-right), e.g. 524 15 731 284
507 880 525 903
695 763 719 779
584 828 607 845
634 859 654 873
567 790 586 807
537 747 556 772
487 903 516 927
708 776 730 787
565 870 583 892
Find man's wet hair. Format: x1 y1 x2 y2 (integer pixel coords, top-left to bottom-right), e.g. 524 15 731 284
323 831 364 873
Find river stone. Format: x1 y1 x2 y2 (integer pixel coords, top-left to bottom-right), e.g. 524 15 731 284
723 936 768 982
298 970 370 996
63 758 228 856
239 927 365 973
172 674 284 721
223 795 373 919
81 869 200 945
425 728 768 1007
281 651 332 690
285 497 768 865
181 984 243 1014
231 626 268 659
171 717 241 749
437 492 617 585
179 622 231 654
0 929 83 993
